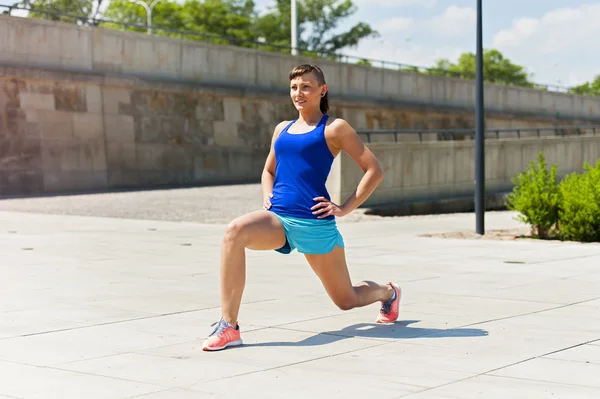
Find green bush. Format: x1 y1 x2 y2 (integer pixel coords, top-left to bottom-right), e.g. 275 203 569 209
558 161 600 242
505 152 560 239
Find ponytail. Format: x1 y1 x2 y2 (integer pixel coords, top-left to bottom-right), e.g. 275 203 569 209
320 91 329 114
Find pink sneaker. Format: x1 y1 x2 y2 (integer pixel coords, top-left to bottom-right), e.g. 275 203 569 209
202 318 243 351
376 282 401 323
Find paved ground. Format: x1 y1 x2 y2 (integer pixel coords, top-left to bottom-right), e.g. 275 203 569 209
1 185 600 398
0 183 384 224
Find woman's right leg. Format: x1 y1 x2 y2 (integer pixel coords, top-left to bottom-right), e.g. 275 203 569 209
220 210 287 326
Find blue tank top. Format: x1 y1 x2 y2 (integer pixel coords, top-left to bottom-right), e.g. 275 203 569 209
269 114 335 220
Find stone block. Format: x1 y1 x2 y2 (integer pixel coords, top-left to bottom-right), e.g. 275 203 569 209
36 110 73 139
0 136 42 172
135 144 163 171
0 170 44 196
42 170 78 192
214 121 239 146
223 97 243 123
19 92 55 110
196 97 224 121
23 109 38 124
224 148 254 179
79 139 107 171
172 94 198 119
105 142 137 172
77 170 108 191
40 139 62 172
102 87 131 115
162 146 192 173
54 85 87 112
236 123 265 147
57 142 81 172
107 170 140 188
193 149 225 180
136 170 172 186
73 113 104 140
85 85 103 113
136 116 164 143
104 114 135 142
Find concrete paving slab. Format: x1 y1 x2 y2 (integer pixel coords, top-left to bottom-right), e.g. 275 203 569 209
128 389 219 398
543 343 600 364
410 374 600 399
489 357 600 388
0 359 163 399
1 186 600 398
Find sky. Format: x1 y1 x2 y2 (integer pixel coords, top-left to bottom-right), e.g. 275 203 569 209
2 0 598 88
254 0 600 88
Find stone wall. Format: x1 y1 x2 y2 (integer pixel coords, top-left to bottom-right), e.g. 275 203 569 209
0 66 291 196
2 63 600 197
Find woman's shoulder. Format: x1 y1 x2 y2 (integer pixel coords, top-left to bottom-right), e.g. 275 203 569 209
324 117 356 136
271 120 294 140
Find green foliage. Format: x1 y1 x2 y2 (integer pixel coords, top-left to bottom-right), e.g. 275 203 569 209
23 0 104 24
429 49 534 88
557 161 600 242
505 152 560 239
32 0 375 55
102 0 259 44
568 74 600 97
253 0 378 56
506 152 600 243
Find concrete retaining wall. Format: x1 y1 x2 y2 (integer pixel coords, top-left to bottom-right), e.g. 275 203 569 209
2 64 600 198
2 15 600 198
2 14 600 125
327 135 600 210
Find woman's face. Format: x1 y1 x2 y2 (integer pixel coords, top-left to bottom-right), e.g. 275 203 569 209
289 72 326 112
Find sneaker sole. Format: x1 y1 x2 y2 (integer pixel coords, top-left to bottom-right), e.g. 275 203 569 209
202 339 243 351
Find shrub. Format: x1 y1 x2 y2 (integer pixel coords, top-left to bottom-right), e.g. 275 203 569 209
557 161 600 243
505 151 560 239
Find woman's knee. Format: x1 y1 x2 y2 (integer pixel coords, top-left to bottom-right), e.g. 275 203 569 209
332 294 357 311
223 218 248 246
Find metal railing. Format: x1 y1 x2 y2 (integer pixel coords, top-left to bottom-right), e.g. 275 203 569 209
357 125 600 143
1 4 599 96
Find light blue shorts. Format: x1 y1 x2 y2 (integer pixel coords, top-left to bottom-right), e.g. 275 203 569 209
270 211 345 255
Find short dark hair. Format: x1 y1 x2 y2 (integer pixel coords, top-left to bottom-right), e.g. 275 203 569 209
288 64 329 114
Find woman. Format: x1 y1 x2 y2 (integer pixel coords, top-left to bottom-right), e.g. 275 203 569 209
202 64 401 351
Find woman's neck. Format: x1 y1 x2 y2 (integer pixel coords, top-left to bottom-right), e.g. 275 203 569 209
297 109 324 125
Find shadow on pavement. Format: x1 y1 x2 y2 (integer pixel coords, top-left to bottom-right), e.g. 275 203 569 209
243 320 488 348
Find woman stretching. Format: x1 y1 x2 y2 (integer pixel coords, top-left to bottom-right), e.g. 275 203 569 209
202 64 401 351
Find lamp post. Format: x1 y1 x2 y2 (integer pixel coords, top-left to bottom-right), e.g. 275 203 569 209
291 0 298 55
475 0 485 234
129 0 161 35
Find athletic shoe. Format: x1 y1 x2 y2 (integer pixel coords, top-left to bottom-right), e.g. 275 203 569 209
376 282 401 323
202 318 243 351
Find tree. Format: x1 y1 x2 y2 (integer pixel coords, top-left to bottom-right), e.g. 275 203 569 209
102 0 258 45
569 74 600 96
22 0 377 59
20 0 104 24
254 0 378 57
427 49 534 88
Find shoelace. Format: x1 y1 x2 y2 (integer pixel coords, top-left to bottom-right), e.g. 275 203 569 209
380 300 392 315
209 319 229 337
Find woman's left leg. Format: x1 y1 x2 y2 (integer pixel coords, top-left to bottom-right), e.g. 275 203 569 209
304 244 398 314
